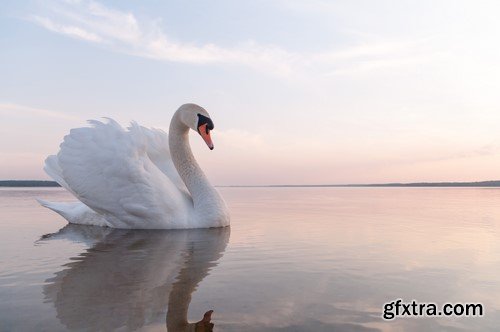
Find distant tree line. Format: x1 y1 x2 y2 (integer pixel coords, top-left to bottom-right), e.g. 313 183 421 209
0 180 60 187
360 180 500 187
237 180 500 187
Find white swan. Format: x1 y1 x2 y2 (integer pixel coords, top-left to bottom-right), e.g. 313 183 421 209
39 104 230 229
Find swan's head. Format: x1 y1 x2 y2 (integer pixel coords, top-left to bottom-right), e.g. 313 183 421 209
178 103 215 150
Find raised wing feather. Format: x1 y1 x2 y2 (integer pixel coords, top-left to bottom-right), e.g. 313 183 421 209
52 119 192 229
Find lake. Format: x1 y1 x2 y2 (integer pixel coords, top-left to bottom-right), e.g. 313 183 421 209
1 187 499 331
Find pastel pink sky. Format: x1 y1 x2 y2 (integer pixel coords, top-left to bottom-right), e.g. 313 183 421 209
1 0 500 185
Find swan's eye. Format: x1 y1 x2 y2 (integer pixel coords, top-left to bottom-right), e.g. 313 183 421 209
197 114 214 134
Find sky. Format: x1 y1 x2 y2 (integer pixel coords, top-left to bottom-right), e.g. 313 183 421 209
1 0 500 185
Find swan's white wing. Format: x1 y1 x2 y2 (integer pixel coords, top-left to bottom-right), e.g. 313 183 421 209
48 119 192 229
42 157 110 226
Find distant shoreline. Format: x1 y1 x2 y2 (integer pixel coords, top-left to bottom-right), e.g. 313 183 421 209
0 180 61 187
2 180 500 188
219 180 500 188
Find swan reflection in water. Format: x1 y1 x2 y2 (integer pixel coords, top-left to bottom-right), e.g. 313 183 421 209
41 225 230 331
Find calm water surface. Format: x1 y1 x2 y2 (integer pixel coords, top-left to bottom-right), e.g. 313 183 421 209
1 187 500 331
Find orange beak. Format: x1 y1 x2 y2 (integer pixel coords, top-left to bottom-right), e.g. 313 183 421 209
198 123 214 150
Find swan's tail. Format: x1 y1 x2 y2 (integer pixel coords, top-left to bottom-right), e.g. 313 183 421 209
37 199 78 221
37 199 109 227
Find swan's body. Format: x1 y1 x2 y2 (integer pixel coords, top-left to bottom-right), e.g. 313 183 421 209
39 104 230 229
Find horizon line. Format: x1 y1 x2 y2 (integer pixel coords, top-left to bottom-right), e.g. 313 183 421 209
2 179 500 188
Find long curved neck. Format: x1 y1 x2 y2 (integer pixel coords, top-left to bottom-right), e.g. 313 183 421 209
168 112 217 211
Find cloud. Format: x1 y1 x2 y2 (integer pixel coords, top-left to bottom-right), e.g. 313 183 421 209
30 15 103 42
28 0 298 76
0 103 80 121
28 0 432 77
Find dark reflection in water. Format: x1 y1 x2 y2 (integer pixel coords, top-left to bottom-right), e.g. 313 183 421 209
41 225 229 331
